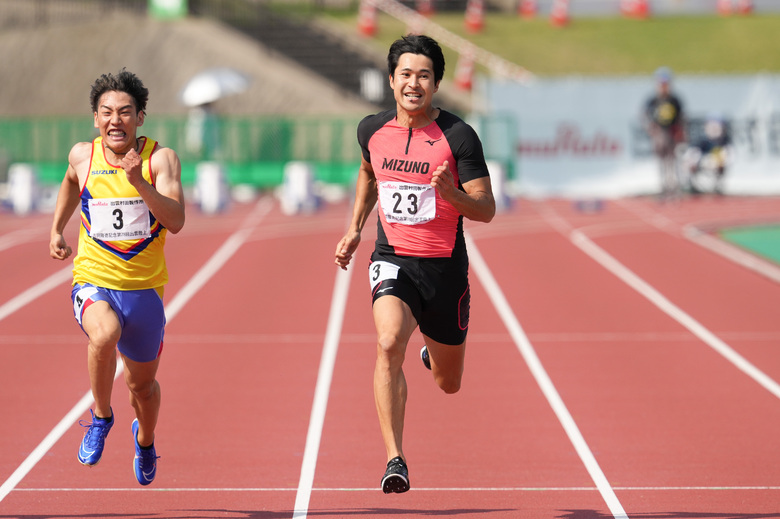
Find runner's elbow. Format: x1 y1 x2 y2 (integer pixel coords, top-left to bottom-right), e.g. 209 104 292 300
166 215 185 234
477 203 496 223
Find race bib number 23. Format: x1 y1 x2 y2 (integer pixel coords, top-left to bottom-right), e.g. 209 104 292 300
379 181 436 225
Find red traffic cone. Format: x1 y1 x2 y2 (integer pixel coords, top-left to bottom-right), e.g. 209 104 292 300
737 0 753 14
549 0 569 27
357 0 377 37
518 0 537 18
620 0 649 18
416 0 434 16
465 0 484 33
454 52 475 92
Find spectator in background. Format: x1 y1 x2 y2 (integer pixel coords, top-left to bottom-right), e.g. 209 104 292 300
684 113 732 195
644 66 686 198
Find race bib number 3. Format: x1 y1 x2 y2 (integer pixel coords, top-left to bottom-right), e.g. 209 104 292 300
369 261 400 291
88 197 151 241
379 181 436 225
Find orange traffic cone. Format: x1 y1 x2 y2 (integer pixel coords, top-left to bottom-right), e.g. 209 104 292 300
454 51 475 92
621 0 649 18
465 0 484 33
357 0 377 37
549 0 569 27
416 0 434 16
518 0 537 18
737 0 753 14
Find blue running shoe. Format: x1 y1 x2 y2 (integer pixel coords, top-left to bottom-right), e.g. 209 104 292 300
420 345 431 370
132 419 159 485
77 409 113 466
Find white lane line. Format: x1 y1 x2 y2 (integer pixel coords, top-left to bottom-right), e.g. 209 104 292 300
9 330 780 346
683 224 780 285
0 198 274 504
0 391 97 501
539 204 780 401
466 234 629 519
164 198 273 322
568 228 780 401
0 225 46 252
292 263 354 519
616 197 780 285
13 485 780 492
0 266 72 322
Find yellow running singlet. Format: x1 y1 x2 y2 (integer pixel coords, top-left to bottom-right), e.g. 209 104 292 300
72 136 168 290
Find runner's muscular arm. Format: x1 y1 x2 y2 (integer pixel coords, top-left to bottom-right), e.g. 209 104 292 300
49 143 91 260
122 146 185 234
431 160 495 223
335 156 378 270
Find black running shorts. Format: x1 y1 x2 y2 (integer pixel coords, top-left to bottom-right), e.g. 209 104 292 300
369 250 470 346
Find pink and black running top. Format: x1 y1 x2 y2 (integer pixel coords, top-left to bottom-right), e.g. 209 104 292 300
358 108 489 258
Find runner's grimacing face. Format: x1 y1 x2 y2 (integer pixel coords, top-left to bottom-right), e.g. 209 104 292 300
93 90 144 155
391 53 439 116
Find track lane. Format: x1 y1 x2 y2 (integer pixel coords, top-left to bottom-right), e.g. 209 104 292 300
516 198 780 516
603 197 780 384
0 201 267 512
308 207 610 518
0 212 77 321
0 212 94 496
3 196 780 518
0 199 346 517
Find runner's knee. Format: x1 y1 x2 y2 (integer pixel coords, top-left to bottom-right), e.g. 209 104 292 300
83 304 121 351
86 323 120 355
436 379 461 394
434 369 463 394
376 332 407 364
127 377 159 401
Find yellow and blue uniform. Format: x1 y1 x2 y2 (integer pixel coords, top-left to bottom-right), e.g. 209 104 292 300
71 136 167 362
73 136 168 290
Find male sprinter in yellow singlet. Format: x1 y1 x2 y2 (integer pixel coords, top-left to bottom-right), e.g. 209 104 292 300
49 69 184 485
335 35 495 493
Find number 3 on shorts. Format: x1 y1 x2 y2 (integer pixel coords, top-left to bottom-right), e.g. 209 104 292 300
369 261 400 291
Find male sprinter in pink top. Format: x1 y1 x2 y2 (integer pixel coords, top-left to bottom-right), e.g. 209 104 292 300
335 35 495 494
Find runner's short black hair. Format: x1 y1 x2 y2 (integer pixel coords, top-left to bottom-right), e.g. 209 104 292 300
89 68 149 115
387 34 445 84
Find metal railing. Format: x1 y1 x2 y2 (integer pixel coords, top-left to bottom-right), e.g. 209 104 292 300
0 113 516 186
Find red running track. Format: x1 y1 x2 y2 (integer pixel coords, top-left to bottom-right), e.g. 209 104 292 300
1 194 779 518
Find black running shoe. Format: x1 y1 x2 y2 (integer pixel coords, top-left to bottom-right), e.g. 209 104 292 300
420 345 431 370
381 456 410 494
